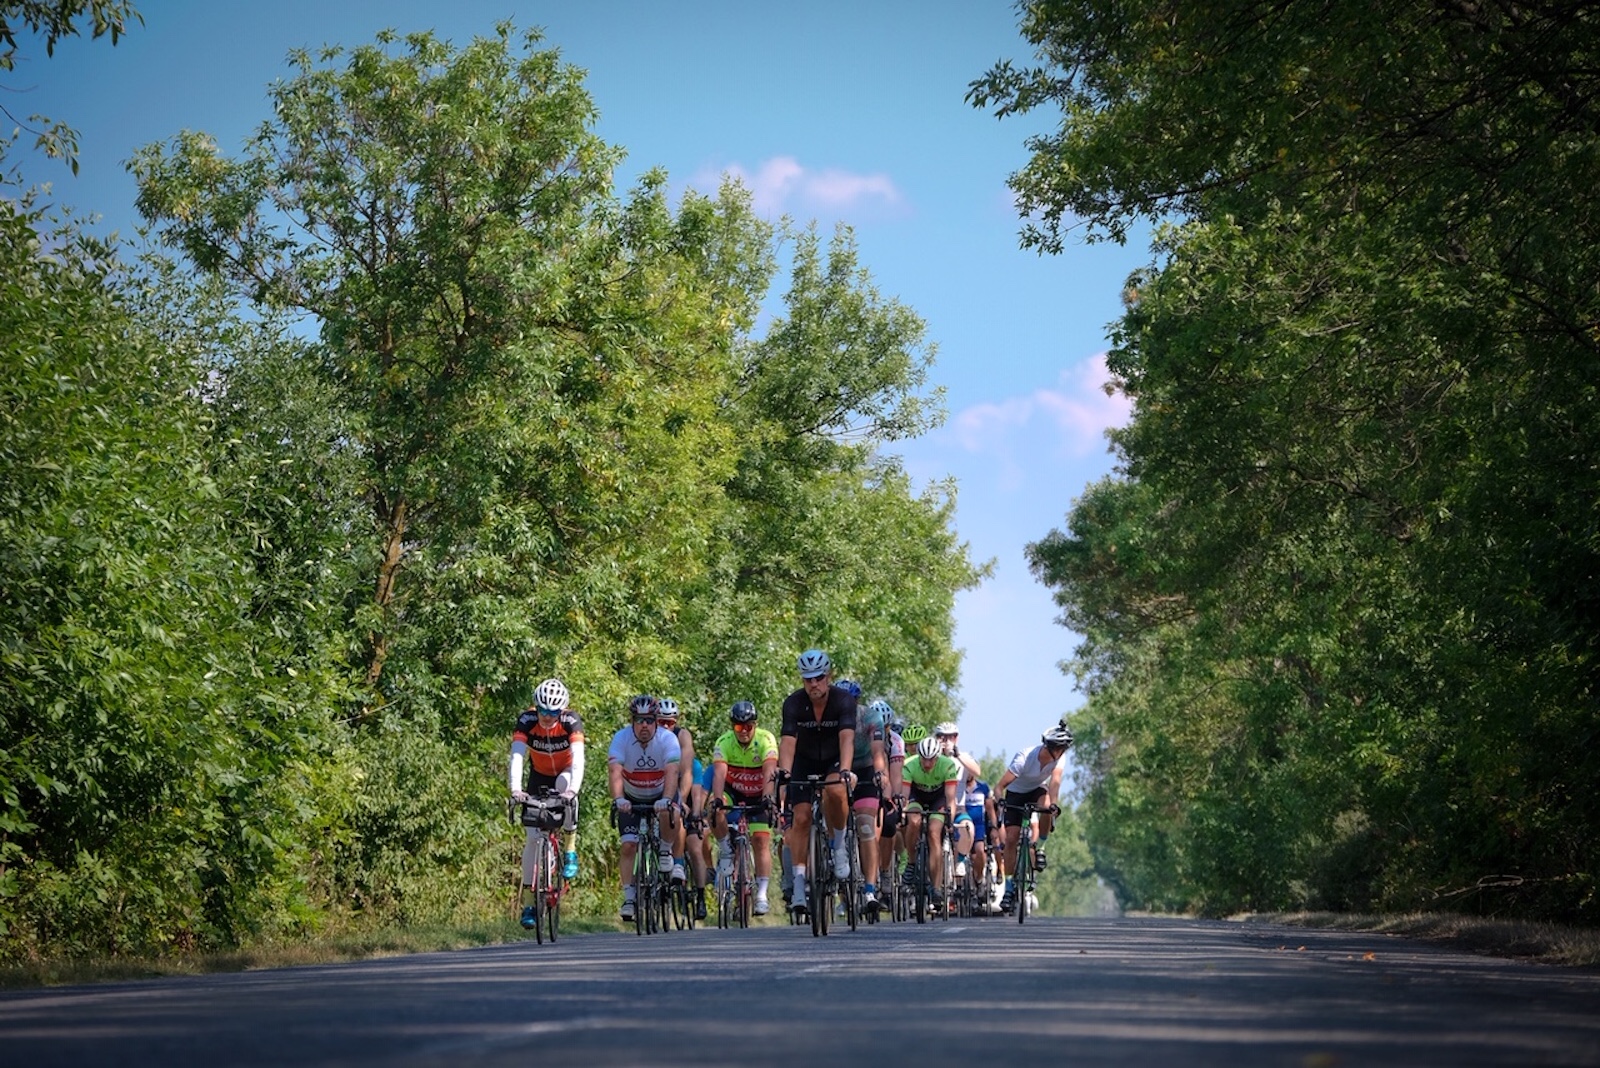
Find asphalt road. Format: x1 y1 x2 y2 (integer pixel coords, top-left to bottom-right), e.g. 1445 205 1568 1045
3 916 1598 1066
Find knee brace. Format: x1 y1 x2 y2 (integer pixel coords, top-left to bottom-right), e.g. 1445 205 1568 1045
853 811 878 842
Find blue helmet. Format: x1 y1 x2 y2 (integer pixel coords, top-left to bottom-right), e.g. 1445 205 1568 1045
797 649 831 679
837 679 862 698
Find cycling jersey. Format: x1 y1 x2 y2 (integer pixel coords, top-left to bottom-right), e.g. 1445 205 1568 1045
885 728 905 763
607 726 681 801
512 708 584 777
712 728 779 797
780 685 857 767
850 705 886 771
903 753 959 791
962 779 992 838
1005 743 1066 793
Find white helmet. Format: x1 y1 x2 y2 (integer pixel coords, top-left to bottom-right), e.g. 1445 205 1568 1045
657 697 680 724
916 736 942 761
934 721 958 737
534 678 569 712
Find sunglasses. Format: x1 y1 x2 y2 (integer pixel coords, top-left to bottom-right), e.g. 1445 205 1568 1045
536 708 560 717
632 715 657 725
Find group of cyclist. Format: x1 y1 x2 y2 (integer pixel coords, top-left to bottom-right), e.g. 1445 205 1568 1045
507 648 1074 929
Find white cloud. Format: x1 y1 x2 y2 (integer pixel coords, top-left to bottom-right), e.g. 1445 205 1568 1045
953 352 1130 460
693 155 905 218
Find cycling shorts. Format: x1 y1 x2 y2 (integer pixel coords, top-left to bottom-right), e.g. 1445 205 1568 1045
880 804 902 839
614 798 671 843
785 757 841 807
1000 786 1048 828
906 786 949 820
719 790 774 834
850 767 881 810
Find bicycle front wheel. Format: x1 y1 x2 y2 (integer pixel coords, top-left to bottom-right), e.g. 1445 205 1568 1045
737 840 752 929
1016 833 1032 925
530 835 548 945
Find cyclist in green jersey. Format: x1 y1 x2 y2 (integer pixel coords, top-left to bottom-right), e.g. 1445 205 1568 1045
709 700 780 915
899 735 961 904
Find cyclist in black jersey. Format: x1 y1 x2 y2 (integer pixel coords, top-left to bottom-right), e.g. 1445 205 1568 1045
776 648 857 916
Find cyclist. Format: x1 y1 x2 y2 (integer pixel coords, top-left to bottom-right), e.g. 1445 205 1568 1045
900 735 960 909
933 721 983 879
607 695 682 923
845 691 890 912
656 698 708 920
994 722 1073 913
958 774 997 907
509 678 585 929
877 705 907 891
776 648 857 916
709 700 780 915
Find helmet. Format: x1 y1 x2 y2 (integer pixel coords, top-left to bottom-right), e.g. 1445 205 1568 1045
916 736 942 761
889 717 906 736
534 678 569 712
1042 723 1074 749
797 648 831 679
934 720 958 737
838 679 862 698
657 697 680 724
628 694 659 720
867 699 894 720
730 700 757 725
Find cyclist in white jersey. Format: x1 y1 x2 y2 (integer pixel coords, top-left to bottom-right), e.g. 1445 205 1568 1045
933 721 983 877
607 695 682 922
994 723 1072 913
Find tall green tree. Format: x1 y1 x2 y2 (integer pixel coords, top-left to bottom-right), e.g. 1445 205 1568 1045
982 1 1600 919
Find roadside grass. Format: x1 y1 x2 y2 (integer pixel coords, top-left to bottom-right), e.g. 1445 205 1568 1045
0 916 618 991
1244 911 1600 969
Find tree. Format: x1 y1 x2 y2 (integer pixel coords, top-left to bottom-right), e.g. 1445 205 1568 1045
1 1 141 170
982 1 1600 920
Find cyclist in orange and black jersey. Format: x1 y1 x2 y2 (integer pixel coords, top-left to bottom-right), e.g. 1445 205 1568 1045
509 678 585 929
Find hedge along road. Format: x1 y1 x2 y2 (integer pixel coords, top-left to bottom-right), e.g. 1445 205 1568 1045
3 917 1599 1066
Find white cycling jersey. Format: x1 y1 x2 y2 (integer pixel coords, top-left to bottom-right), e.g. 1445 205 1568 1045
607 727 681 801
1005 743 1066 794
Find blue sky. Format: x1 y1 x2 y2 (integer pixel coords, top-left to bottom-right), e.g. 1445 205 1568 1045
12 0 1151 763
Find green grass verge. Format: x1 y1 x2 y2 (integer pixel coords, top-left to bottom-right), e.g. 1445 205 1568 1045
1242 910 1600 969
0 915 619 991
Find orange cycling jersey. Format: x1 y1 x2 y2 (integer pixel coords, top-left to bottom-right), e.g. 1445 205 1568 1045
512 709 585 778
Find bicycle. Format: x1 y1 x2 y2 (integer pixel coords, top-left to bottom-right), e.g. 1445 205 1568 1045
613 803 671 935
1006 800 1060 925
879 796 907 922
781 771 847 937
711 798 770 929
906 802 953 924
516 788 570 944
669 811 704 932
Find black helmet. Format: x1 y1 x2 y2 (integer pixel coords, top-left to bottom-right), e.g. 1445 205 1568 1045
730 700 757 724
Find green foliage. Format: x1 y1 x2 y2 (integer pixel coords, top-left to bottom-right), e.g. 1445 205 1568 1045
0 2 142 170
988 1 1600 921
0 20 984 962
